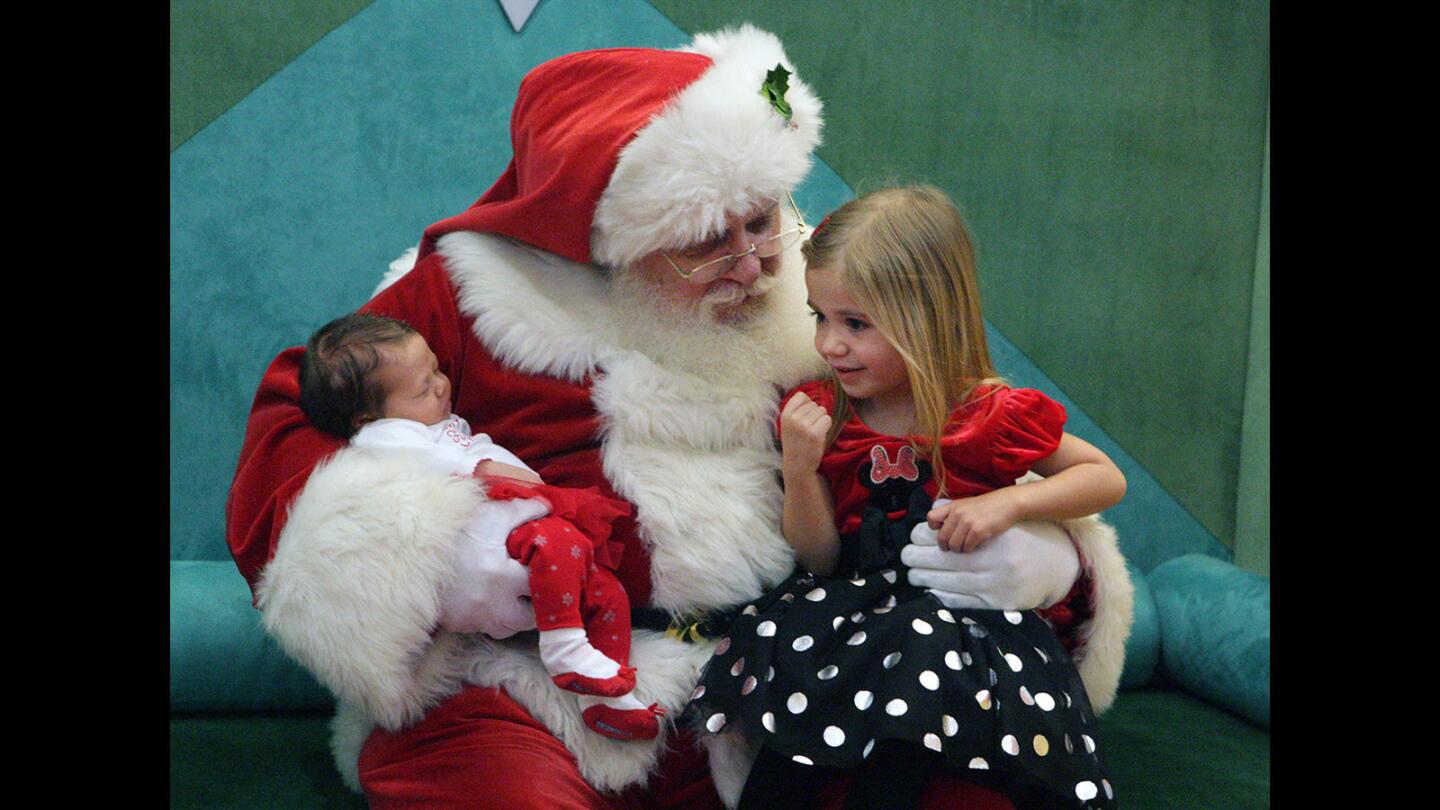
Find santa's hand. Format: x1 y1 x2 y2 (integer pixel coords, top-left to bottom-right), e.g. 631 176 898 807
903 505 1080 610
438 498 548 638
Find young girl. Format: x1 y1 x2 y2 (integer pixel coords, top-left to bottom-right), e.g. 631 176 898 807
299 313 663 740
686 186 1125 809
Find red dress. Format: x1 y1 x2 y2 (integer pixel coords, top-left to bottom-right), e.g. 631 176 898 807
687 381 1117 810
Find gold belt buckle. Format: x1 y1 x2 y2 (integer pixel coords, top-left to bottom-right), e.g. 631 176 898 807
664 614 707 643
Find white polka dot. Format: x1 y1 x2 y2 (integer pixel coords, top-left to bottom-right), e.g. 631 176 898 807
741 676 757 695
824 726 846 747
872 606 894 615
912 619 934 635
942 715 958 736
1103 779 1114 799
945 651 962 670
756 621 776 637
1076 781 1098 801
968 757 989 770
766 666 775 682
706 713 726 733
849 577 867 586
975 690 992 710
787 692 808 713
1019 686 1034 706
882 569 898 583
832 616 845 631
1083 734 1096 753
883 652 902 669
919 671 940 690
923 733 942 752
792 755 814 766
885 699 908 716
804 587 827 601
1033 735 1050 756
762 712 776 732
715 637 731 655
1035 692 1056 712
988 668 998 686
730 657 746 677
962 652 973 666
1001 735 1019 755
850 611 867 624
1035 647 1050 664
1003 610 1024 625
792 635 814 652
1065 734 1074 753
882 594 898 608
1004 653 1023 672
847 631 867 646
742 605 758 615
854 690 874 710
690 685 706 701
1065 692 1072 708
863 739 876 758
936 609 956 623
780 593 795 602
968 624 989 639
818 665 839 680
961 617 976 625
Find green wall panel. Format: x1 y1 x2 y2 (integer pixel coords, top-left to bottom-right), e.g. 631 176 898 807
650 0 1270 548
171 0 376 151
1234 106 1269 577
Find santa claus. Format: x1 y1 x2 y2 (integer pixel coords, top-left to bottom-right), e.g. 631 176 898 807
227 25 1132 809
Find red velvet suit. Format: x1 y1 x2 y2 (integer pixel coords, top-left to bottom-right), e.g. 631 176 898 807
227 233 1127 808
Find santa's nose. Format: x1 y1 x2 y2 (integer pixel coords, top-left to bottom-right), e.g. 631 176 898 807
718 249 761 287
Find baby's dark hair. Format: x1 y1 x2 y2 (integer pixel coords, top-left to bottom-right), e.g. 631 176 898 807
299 313 417 438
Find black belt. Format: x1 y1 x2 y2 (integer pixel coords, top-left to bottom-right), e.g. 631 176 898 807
631 605 745 644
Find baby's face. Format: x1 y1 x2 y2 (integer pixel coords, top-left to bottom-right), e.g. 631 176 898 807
373 332 451 426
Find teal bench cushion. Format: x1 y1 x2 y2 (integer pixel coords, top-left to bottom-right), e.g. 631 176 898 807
1149 554 1269 727
171 560 333 711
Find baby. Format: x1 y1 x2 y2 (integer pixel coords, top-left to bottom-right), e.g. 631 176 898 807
299 312 662 740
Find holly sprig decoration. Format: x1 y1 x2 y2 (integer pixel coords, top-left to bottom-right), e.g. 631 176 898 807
760 64 792 121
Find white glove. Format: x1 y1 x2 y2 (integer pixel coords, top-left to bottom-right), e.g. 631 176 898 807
901 500 1080 611
438 498 549 638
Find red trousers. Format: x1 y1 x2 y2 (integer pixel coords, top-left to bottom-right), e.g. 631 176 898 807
358 685 1017 809
506 514 631 667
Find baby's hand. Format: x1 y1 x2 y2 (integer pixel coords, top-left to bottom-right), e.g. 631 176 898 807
927 490 1021 552
473 460 545 485
780 392 832 474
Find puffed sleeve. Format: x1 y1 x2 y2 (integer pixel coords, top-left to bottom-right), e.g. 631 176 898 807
774 379 832 436
987 388 1067 483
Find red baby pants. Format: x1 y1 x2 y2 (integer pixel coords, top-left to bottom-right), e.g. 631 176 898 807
506 513 631 668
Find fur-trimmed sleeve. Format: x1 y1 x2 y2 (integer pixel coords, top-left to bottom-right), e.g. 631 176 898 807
1055 513 1133 715
226 254 484 730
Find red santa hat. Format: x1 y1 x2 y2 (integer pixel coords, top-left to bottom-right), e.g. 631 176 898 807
418 25 824 268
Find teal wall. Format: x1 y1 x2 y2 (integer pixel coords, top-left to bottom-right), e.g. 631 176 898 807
170 0 1267 575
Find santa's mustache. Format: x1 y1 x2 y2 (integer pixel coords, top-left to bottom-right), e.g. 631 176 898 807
701 268 781 308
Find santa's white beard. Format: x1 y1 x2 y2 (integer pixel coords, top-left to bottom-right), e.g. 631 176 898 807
606 267 808 388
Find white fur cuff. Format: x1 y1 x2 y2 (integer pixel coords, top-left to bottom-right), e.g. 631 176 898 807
256 446 485 730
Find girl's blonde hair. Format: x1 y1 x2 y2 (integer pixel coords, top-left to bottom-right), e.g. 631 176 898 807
801 185 1005 496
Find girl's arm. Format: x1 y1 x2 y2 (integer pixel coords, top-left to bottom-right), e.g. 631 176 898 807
780 392 842 575
930 432 1127 552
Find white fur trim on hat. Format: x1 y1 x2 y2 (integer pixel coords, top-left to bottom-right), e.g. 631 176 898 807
591 25 824 269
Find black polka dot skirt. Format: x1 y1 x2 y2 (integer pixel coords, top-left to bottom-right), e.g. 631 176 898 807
685 569 1117 809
